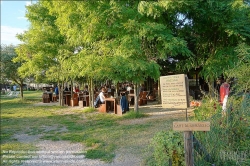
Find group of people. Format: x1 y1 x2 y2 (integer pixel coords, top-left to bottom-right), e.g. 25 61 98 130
94 88 128 113
54 85 88 95
94 85 129 113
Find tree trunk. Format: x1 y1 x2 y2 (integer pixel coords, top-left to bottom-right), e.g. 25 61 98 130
158 79 161 104
59 81 64 106
20 84 24 99
208 77 215 97
89 77 94 107
70 80 73 99
17 82 24 99
116 82 119 98
134 83 139 112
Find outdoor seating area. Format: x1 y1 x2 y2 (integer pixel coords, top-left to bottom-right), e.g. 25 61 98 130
40 81 159 117
42 90 90 107
4 91 20 98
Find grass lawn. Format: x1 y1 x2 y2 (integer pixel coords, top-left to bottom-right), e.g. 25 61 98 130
0 90 188 165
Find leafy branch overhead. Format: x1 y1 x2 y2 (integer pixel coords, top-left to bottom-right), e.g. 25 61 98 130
12 0 250 99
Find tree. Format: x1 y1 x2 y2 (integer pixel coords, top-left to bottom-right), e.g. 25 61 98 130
0 44 25 98
138 0 250 96
225 43 250 93
45 1 191 111
15 1 74 105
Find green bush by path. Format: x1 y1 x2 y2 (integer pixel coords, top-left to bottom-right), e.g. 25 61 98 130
192 94 250 165
147 130 184 166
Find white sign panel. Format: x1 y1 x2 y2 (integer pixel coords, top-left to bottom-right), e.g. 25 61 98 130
160 74 188 109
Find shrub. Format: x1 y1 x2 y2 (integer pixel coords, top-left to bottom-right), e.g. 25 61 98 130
148 130 184 166
192 94 250 165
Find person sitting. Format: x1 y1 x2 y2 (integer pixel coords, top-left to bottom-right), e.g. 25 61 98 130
126 84 132 92
64 86 69 91
94 88 106 108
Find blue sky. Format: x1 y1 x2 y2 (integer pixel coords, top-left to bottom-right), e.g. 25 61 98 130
1 0 32 46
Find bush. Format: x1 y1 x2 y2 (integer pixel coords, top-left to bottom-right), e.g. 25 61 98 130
147 130 184 166
192 94 250 165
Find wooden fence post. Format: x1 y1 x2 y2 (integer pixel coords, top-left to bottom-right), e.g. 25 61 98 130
184 131 194 166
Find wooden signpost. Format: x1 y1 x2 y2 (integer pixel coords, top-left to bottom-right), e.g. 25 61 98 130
173 121 210 166
173 122 210 131
160 74 210 166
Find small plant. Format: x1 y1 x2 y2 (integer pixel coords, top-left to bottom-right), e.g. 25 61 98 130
83 107 97 113
148 130 184 166
121 110 148 119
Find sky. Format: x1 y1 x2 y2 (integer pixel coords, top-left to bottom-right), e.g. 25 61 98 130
1 0 32 46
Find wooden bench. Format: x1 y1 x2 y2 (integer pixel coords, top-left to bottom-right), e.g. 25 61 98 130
98 100 123 115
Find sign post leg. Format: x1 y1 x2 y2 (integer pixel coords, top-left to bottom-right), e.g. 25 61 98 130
186 108 188 121
184 131 194 166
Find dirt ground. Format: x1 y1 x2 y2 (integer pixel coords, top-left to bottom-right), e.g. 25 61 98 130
15 101 194 166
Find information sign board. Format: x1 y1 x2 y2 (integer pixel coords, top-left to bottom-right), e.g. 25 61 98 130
160 74 189 108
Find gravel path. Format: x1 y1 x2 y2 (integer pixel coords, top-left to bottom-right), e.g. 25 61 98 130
15 136 142 166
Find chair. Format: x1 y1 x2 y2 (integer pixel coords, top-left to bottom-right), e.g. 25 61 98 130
13 91 20 98
5 91 14 97
5 91 19 98
70 93 78 106
42 93 50 103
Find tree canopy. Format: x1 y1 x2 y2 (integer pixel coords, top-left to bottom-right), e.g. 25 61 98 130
14 0 250 103
1 44 25 98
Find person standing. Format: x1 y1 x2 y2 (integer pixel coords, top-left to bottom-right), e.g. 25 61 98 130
120 92 128 113
13 85 17 91
54 86 59 95
220 79 230 112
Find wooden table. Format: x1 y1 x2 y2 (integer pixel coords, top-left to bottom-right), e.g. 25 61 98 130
98 97 124 115
105 98 116 113
79 95 89 107
64 94 71 106
128 94 134 105
52 94 58 102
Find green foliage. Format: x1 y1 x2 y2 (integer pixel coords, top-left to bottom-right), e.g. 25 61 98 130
192 41 250 164
193 96 220 121
15 1 73 83
0 45 19 80
0 44 25 98
84 143 116 162
192 94 250 165
148 130 184 166
225 43 250 93
139 0 250 82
